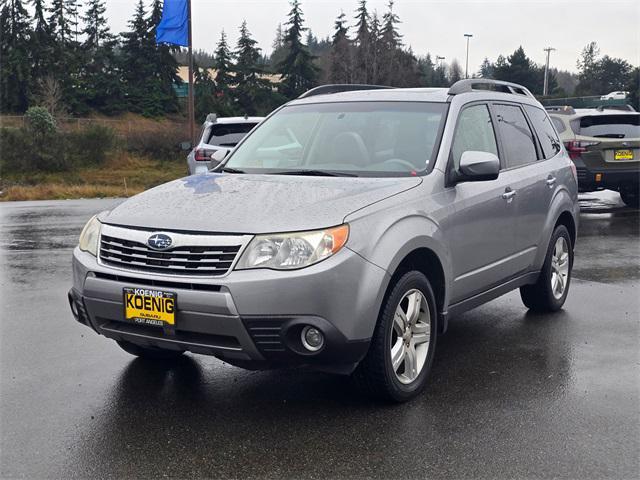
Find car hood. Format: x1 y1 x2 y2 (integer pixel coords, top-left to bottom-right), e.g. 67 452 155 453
101 173 422 233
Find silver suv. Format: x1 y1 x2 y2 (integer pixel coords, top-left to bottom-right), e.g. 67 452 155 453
69 80 579 402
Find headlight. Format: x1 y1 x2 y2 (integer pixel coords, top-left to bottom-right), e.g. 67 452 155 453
236 224 349 270
79 215 101 256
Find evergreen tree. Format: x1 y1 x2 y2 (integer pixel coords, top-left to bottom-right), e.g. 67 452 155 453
328 12 351 84
234 20 273 115
194 62 217 122
479 57 494 78
277 0 318 98
492 46 546 94
448 59 462 85
368 10 381 83
352 0 370 83
47 0 79 44
120 0 154 114
378 1 402 85
149 0 180 114
80 0 124 114
212 30 236 115
0 0 32 112
29 0 53 85
418 53 436 86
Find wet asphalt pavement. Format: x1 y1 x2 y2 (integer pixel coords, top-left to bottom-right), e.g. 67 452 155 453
1 191 638 479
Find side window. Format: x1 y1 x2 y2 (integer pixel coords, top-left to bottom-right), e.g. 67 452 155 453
493 104 538 168
451 104 498 171
550 116 566 134
524 105 562 159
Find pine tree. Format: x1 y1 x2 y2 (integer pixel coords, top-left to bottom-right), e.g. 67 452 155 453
0 0 32 112
212 30 236 115
368 10 381 83
378 0 402 84
80 0 124 114
29 0 52 83
479 57 494 78
328 12 351 84
352 0 370 83
277 0 318 98
120 0 154 114
234 20 272 115
194 62 217 122
448 60 463 85
149 0 180 114
47 0 79 44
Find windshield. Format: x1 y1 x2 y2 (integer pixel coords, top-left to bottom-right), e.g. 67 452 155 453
224 101 447 177
576 114 640 139
206 123 258 147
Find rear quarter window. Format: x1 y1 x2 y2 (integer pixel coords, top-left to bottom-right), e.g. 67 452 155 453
525 106 562 159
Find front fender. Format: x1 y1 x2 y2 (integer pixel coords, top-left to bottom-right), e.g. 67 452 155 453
346 213 453 311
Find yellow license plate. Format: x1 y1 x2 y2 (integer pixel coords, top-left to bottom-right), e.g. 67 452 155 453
124 287 176 326
614 149 634 160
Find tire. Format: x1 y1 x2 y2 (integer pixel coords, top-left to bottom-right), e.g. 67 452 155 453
520 225 573 312
116 340 185 360
620 187 639 208
353 271 438 403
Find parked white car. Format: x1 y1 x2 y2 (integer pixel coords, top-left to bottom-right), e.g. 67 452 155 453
600 91 628 100
187 115 264 174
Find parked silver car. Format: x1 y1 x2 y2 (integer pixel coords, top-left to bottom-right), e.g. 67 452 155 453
70 80 579 402
186 114 264 174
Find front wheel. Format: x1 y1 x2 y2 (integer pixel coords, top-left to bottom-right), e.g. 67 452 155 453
353 271 437 402
520 225 573 312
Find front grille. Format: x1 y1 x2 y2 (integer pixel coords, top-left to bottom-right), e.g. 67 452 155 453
100 233 241 276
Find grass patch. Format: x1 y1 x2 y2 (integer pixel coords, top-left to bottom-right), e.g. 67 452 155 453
1 152 186 202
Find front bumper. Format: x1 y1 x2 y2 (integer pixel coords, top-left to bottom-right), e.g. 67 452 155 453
70 246 387 373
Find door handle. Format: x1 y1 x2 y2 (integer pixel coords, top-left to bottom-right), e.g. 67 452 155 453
546 176 557 187
502 188 517 202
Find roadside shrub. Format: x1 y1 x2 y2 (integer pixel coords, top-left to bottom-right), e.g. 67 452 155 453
124 124 185 161
25 107 57 137
0 127 68 173
67 125 116 166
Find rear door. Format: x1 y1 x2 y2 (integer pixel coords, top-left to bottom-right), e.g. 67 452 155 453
491 103 548 274
444 103 519 303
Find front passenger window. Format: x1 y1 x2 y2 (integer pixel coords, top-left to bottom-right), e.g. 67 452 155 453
451 105 498 171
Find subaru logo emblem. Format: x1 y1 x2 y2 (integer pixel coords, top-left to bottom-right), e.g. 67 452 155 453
147 233 173 250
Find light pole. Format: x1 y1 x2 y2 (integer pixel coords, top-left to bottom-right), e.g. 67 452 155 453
543 47 556 96
436 56 445 68
464 34 473 78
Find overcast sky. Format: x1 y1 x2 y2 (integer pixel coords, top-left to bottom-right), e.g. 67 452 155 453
104 0 640 73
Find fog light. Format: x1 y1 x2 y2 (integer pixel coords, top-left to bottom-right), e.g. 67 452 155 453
301 326 324 352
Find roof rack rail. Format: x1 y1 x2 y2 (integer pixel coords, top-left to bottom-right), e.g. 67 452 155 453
298 84 395 99
544 105 576 115
448 79 535 99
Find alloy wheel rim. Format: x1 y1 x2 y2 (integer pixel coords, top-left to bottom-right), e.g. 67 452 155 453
550 237 570 299
390 289 431 385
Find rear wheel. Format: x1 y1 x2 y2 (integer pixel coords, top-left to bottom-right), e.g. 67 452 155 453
116 340 185 360
353 271 437 402
520 225 573 312
620 186 639 208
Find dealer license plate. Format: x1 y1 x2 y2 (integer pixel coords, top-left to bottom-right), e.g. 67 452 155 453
124 287 176 326
614 149 634 161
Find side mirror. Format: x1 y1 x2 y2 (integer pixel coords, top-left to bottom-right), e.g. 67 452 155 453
211 149 229 163
179 141 192 151
457 151 500 182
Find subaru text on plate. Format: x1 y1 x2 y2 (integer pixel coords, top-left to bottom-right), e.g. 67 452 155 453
69 80 579 402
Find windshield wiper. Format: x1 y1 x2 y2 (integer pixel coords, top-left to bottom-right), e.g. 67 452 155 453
271 169 357 177
221 167 245 173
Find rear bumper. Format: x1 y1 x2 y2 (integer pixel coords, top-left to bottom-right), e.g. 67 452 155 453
574 158 639 191
70 246 386 373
